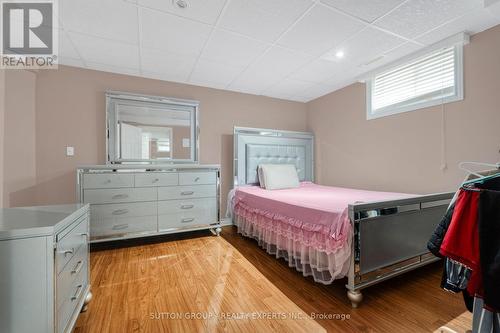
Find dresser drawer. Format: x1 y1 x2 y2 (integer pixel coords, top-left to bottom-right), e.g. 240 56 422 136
90 201 157 220
135 172 178 187
91 216 157 239
83 188 157 204
82 173 134 189
57 255 88 333
90 202 157 236
179 172 216 185
158 185 216 201
158 199 217 231
158 198 216 215
56 217 88 275
56 243 87 310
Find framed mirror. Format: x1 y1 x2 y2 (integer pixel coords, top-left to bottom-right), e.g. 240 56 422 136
106 91 199 164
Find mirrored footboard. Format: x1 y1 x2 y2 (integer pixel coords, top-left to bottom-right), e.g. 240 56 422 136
345 192 454 306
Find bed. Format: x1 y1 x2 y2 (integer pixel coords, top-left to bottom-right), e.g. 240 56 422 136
231 126 454 307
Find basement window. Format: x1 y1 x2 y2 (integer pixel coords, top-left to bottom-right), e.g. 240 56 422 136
366 45 463 120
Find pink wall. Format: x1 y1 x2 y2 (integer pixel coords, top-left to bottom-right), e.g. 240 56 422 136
307 24 500 194
171 125 191 159
2 70 37 207
3 24 500 212
33 66 308 212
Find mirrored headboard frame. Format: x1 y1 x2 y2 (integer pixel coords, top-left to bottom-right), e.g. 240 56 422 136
105 91 200 164
233 126 314 188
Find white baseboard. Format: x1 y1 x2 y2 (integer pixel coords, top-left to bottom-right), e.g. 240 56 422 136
220 217 233 226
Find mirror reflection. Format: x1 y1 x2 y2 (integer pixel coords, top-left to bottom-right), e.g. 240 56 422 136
106 93 198 163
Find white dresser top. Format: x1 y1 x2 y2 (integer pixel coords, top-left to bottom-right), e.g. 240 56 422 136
78 164 220 171
0 204 88 240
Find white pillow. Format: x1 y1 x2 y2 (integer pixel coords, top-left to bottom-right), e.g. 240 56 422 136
258 164 300 190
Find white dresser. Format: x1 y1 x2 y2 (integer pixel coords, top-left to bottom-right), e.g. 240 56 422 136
0 204 91 333
77 164 221 243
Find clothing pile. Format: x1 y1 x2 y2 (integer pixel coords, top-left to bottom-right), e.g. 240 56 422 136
428 173 500 333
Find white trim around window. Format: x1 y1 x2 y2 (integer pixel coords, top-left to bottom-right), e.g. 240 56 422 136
365 35 466 120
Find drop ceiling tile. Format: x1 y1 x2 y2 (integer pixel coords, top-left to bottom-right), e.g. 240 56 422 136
228 69 285 94
251 46 314 76
219 0 313 43
321 66 364 87
264 78 313 97
69 32 140 69
56 0 499 101
138 0 226 24
189 59 245 86
141 48 198 82
374 0 482 39
278 5 366 56
320 0 404 23
327 78 361 93
296 83 335 99
289 59 342 83
416 7 499 45
61 0 139 44
215 46 313 93
319 41 421 85
489 0 500 19
371 41 421 69
323 43 422 88
384 41 421 58
322 80 356 94
140 8 212 56
200 29 269 67
334 27 406 67
86 62 141 76
58 30 80 60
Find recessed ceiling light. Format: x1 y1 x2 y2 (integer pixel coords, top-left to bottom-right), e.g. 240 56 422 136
174 0 188 9
320 50 346 62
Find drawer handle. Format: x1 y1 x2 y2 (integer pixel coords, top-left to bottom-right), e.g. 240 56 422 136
181 218 195 223
181 191 194 196
112 194 129 200
71 284 84 301
194 177 200 182
81 232 89 238
153 178 160 183
59 248 74 256
112 209 129 215
112 223 129 230
181 205 194 210
71 260 84 275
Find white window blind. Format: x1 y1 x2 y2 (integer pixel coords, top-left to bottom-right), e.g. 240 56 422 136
367 45 463 119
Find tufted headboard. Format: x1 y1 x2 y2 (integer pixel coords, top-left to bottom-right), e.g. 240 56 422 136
233 127 314 187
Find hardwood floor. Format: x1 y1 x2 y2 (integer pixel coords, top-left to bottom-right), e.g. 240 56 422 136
222 227 471 333
74 227 471 333
74 229 325 333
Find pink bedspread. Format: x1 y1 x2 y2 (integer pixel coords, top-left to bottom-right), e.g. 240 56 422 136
234 182 415 252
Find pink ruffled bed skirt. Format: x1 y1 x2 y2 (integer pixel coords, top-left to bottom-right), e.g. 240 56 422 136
234 203 352 284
